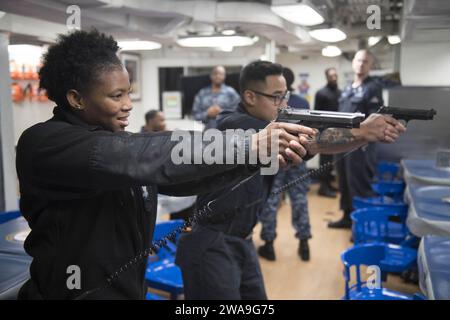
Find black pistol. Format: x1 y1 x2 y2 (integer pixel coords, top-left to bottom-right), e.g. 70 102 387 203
276 107 365 131
377 106 436 124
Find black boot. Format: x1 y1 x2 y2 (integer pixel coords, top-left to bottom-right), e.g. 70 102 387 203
298 239 310 261
328 210 352 229
328 183 338 192
318 184 337 198
258 241 276 261
328 217 352 229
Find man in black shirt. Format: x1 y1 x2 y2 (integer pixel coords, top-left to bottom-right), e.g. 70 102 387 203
175 60 406 300
314 68 341 198
329 49 384 229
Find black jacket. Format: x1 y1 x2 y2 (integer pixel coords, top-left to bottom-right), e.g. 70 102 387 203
195 104 273 237
16 106 257 299
314 84 341 112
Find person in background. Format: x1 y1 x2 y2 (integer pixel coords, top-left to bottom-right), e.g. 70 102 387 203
328 49 384 229
258 67 312 262
191 66 240 129
141 110 166 133
314 67 341 198
140 110 195 222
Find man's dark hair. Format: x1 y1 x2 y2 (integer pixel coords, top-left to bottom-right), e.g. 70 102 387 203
145 110 160 123
282 67 295 92
325 67 336 78
39 29 122 107
239 60 283 94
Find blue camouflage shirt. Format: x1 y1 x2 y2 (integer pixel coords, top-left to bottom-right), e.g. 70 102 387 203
192 84 240 129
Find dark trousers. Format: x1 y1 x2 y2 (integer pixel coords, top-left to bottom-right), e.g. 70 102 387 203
336 144 377 216
176 225 267 300
259 164 311 242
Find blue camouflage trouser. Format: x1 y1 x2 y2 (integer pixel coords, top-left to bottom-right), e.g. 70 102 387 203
259 163 311 242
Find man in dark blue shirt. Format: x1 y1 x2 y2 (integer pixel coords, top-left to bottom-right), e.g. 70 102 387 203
329 49 384 229
258 67 312 262
175 60 406 300
314 68 341 198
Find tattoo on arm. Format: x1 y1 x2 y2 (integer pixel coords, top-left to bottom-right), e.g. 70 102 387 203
306 128 363 154
317 128 356 146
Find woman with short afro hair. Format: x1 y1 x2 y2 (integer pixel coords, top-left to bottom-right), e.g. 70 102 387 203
15 29 269 299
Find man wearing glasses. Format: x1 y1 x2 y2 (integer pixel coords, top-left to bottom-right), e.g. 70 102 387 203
175 60 406 300
258 67 313 263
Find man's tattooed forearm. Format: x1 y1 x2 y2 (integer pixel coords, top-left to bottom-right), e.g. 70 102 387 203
316 128 356 147
306 128 360 154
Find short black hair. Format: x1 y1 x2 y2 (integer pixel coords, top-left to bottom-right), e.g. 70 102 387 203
325 67 336 78
239 60 283 94
39 29 122 107
282 67 295 92
145 110 160 123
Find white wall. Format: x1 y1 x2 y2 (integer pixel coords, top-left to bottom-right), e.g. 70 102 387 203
131 48 353 135
276 52 350 108
0 33 19 210
128 46 265 133
400 41 450 86
13 100 54 144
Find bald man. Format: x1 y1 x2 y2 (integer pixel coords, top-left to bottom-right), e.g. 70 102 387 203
192 66 240 129
329 49 384 229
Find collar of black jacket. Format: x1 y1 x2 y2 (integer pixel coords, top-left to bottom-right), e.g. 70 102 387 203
236 102 250 115
52 105 104 131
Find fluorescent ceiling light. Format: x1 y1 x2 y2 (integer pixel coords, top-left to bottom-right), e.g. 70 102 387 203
368 36 382 47
219 45 234 52
222 29 236 36
309 28 347 43
387 35 401 45
322 45 342 57
118 40 161 51
177 35 258 48
271 3 324 26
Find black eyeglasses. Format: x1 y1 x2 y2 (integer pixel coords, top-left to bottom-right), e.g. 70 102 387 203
250 90 290 106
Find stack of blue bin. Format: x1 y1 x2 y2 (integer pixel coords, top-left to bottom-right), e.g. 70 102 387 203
341 162 423 300
352 161 415 247
353 162 408 212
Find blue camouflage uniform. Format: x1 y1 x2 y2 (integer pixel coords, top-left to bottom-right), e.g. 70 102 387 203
191 84 240 129
259 93 312 242
337 76 384 214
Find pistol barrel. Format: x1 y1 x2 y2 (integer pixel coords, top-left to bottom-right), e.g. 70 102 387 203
378 106 436 121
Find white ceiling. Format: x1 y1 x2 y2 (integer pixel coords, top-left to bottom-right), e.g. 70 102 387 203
4 0 441 54
402 0 450 43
